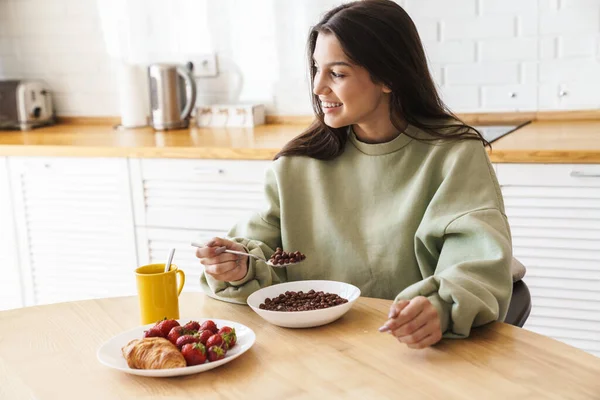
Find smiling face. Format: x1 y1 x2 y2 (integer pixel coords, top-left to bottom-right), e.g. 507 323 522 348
312 32 392 131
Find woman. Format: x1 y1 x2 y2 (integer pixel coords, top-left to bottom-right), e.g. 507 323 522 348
195 0 513 349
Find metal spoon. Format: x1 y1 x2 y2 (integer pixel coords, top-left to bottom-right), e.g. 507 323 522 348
164 248 176 273
190 242 304 268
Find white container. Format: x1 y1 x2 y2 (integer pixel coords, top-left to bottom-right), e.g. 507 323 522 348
246 280 361 328
116 63 149 128
195 104 265 128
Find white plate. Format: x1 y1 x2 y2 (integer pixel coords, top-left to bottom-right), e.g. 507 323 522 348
246 280 361 328
97 318 256 377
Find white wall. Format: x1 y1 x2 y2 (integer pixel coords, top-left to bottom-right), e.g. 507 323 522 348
0 0 599 117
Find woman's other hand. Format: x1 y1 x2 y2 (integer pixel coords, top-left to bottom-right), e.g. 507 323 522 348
195 237 249 282
379 296 442 349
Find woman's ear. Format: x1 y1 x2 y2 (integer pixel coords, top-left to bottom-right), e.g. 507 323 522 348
382 85 392 94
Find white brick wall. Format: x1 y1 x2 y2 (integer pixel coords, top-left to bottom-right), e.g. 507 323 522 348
540 8 600 35
540 37 558 59
446 64 520 85
479 0 537 15
479 38 538 62
520 63 539 85
438 85 479 110
442 16 515 40
558 35 597 58
418 0 600 112
0 0 599 116
404 0 477 18
424 41 476 64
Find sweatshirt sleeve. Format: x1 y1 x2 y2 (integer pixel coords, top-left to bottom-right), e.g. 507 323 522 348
395 140 513 338
200 166 286 304
396 208 513 338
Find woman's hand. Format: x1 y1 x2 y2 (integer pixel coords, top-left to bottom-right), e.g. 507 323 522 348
195 237 249 282
379 296 442 349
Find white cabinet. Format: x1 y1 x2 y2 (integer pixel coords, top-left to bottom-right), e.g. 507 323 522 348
130 159 271 292
496 163 600 357
0 157 23 310
8 157 138 306
129 159 271 230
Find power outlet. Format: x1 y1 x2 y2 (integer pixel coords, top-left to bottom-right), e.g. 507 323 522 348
189 53 218 77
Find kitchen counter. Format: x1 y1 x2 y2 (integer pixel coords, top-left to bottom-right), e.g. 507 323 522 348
489 120 600 163
0 119 599 162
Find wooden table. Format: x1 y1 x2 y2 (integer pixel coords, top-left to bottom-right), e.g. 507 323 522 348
1 293 599 400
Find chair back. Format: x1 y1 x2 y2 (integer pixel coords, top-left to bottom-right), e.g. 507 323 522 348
505 280 532 328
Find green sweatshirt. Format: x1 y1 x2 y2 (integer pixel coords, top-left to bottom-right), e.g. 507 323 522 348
201 124 513 338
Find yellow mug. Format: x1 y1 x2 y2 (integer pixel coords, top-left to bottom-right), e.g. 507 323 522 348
135 263 185 325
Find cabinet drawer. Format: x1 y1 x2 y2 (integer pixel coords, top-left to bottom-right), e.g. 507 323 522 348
502 184 600 220
139 159 271 183
10 157 128 175
528 287 600 302
528 304 600 323
507 217 600 231
497 164 600 187
515 255 599 272
526 275 599 292
148 208 259 231
525 266 600 281
131 159 271 230
511 226 600 241
512 236 600 252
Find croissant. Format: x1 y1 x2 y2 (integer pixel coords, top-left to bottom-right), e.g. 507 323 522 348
121 337 186 369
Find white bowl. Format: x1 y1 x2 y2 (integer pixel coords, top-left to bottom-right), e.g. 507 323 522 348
246 280 361 328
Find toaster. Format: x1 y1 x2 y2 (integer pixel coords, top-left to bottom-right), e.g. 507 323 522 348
0 80 55 130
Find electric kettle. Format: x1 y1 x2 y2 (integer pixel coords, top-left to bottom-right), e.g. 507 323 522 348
148 63 197 130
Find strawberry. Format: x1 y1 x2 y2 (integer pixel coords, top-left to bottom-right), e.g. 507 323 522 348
167 326 186 345
175 334 200 349
143 327 164 338
183 321 200 332
195 329 213 346
155 319 180 337
206 333 228 350
200 320 218 333
207 345 226 362
218 326 237 348
181 342 207 366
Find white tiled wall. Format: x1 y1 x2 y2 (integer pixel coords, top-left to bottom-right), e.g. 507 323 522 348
0 0 599 117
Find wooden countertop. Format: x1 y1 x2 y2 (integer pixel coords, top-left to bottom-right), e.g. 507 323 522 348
0 119 599 163
2 292 600 399
489 120 600 163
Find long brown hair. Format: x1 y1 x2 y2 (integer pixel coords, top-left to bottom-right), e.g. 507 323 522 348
275 0 487 160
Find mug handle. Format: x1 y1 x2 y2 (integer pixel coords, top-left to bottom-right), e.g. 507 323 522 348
176 270 185 296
